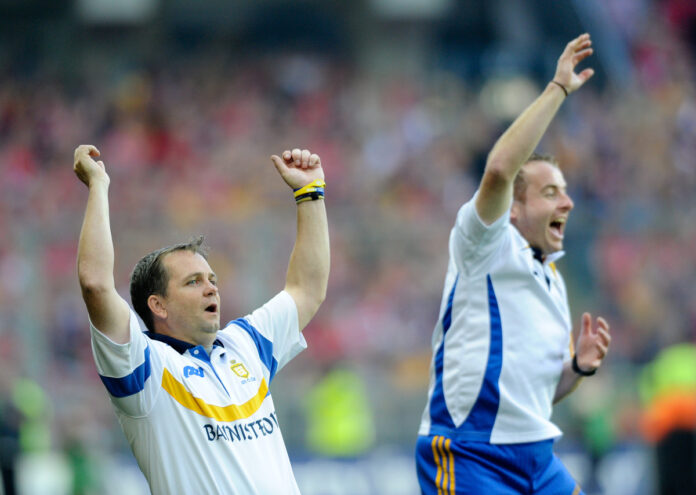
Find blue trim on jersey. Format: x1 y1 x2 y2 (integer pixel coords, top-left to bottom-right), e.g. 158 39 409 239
144 331 224 355
456 275 503 441
230 318 278 385
189 345 230 397
99 346 151 398
428 275 459 429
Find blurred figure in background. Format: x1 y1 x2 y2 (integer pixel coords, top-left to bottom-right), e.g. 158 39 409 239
0 369 21 495
0 375 54 495
73 144 329 494
304 365 375 458
639 343 696 495
415 34 611 494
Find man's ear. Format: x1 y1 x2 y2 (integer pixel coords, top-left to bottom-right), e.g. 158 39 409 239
510 200 520 222
147 294 167 320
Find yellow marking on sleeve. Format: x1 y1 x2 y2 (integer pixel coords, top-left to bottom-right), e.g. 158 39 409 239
161 368 268 422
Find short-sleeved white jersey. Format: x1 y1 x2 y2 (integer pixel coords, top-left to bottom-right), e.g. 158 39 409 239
90 291 306 495
418 193 573 444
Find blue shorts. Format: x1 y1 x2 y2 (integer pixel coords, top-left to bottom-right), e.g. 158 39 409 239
415 435 583 495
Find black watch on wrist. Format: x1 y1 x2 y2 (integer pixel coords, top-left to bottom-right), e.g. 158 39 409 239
572 355 596 376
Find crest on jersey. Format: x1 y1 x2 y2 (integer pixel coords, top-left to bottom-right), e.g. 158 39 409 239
230 360 249 379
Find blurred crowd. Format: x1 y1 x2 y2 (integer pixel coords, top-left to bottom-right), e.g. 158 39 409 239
1 0 696 493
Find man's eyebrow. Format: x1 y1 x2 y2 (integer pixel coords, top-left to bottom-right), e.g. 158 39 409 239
541 184 566 191
182 271 217 280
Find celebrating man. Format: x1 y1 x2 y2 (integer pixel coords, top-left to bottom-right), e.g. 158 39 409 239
74 144 329 494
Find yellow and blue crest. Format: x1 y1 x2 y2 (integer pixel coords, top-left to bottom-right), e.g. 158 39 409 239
230 360 249 379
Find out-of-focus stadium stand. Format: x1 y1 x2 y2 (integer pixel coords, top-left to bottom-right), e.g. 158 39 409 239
1 0 695 493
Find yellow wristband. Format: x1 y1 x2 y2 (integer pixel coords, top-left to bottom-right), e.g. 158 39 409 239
293 179 326 199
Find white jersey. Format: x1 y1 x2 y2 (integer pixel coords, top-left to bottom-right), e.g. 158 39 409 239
418 193 573 444
90 291 305 495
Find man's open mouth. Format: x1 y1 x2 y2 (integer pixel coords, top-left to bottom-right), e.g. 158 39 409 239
549 219 565 237
205 304 218 314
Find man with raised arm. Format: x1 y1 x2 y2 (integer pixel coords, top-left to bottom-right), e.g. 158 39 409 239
74 144 329 495
416 34 611 495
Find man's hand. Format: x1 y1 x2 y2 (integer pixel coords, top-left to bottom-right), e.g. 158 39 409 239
271 148 324 190
575 312 611 373
554 33 595 94
273 148 328 331
74 145 109 187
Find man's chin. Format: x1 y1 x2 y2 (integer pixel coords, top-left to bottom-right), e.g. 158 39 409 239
202 322 220 334
548 243 563 254
544 236 564 254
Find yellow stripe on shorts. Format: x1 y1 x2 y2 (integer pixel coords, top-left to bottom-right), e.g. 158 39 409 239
431 436 455 495
439 437 449 493
446 438 455 494
432 436 443 495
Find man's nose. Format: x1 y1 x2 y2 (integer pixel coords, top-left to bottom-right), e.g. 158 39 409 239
204 280 218 295
560 191 574 211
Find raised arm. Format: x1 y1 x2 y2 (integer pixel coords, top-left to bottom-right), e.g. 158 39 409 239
271 148 330 331
476 33 595 225
74 145 130 343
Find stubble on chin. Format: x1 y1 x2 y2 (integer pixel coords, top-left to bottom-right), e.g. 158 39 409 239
201 321 220 334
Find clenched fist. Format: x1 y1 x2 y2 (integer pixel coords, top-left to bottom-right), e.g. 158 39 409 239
270 148 324 190
74 145 109 187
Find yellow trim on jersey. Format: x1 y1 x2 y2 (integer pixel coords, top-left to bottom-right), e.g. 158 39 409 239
549 261 557 278
161 368 268 422
431 436 455 495
572 484 581 495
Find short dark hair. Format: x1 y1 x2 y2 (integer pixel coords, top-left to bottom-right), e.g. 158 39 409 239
130 236 208 332
513 153 560 202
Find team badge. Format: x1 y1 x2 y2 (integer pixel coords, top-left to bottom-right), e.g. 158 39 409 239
230 360 249 379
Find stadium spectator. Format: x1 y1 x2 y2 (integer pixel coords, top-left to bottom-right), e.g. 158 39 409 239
415 34 611 494
73 144 329 494
639 343 696 495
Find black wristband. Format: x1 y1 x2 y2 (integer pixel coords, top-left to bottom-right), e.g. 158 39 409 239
572 355 596 376
551 80 569 97
295 190 324 204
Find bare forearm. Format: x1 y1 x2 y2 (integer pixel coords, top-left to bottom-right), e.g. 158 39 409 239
285 199 330 329
553 360 583 404
477 33 594 223
476 83 566 223
77 181 116 291
486 83 565 180
73 145 130 342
